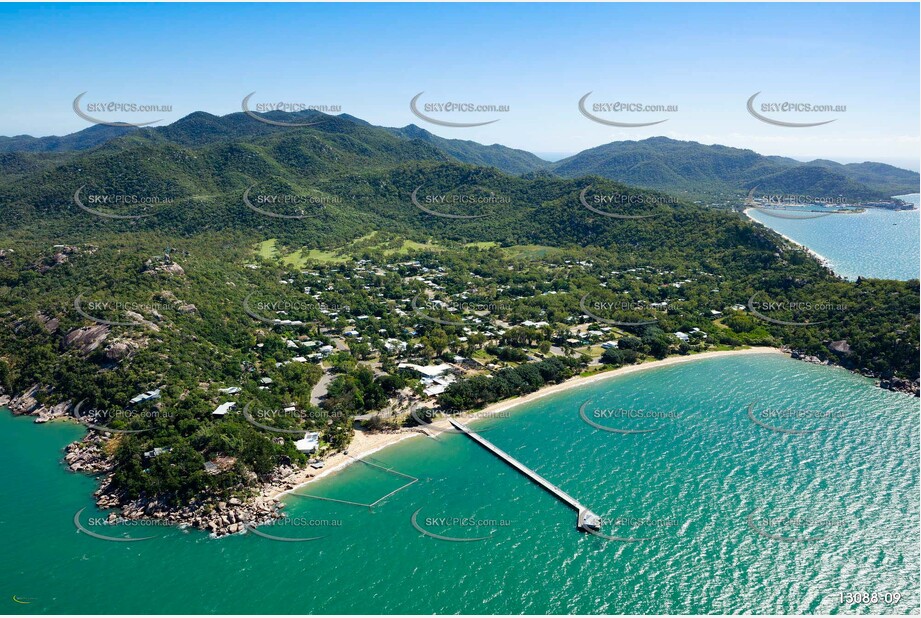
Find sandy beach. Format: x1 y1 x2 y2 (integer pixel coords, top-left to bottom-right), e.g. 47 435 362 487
267 428 425 500
270 346 784 499
743 207 835 269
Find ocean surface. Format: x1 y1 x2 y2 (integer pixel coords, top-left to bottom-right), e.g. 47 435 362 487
747 194 920 281
1 353 918 614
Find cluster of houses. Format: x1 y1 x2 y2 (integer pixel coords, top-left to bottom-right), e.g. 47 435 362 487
119 254 767 477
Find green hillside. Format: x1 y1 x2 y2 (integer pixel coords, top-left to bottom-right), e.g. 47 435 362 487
551 136 919 201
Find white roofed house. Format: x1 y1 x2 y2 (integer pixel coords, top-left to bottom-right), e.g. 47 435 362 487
423 374 457 397
398 363 457 397
397 363 453 379
129 388 161 405
295 431 320 453
212 401 236 416
384 338 408 354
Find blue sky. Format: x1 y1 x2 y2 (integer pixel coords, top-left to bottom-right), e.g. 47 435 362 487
2 3 918 168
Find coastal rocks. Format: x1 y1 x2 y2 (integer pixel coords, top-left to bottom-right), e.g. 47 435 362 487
789 350 828 365
35 400 72 423
7 384 42 415
3 384 71 423
62 324 109 355
879 377 920 397
789 348 919 397
65 437 112 473
90 473 283 538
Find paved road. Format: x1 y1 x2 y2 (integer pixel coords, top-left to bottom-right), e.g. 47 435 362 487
310 369 334 406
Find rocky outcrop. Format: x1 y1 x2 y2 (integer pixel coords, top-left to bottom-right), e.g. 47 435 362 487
62 324 109 355
156 290 197 314
103 340 138 361
143 258 185 277
65 436 112 473
36 245 80 273
879 377 920 397
35 312 59 333
123 311 160 332
789 350 829 365
6 384 42 414
788 348 919 397
93 478 282 538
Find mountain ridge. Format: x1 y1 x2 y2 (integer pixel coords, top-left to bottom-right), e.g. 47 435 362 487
1 112 917 201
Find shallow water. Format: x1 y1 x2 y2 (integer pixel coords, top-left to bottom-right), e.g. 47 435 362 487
747 194 920 281
1 353 918 614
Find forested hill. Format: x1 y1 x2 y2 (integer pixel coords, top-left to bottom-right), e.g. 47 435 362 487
385 124 549 175
2 112 917 201
0 110 547 177
550 136 920 200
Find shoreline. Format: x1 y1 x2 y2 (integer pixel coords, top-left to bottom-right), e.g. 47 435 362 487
266 428 426 501
275 347 784 498
438 346 784 429
742 207 836 271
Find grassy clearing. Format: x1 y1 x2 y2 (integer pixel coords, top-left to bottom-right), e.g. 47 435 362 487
258 234 506 266
382 239 445 256
282 248 348 267
501 244 558 260
257 239 279 259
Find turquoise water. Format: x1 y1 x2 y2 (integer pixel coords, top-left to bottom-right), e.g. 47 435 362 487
1 354 918 614
747 194 920 281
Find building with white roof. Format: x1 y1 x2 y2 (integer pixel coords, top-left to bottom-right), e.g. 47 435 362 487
212 401 236 416
295 431 320 453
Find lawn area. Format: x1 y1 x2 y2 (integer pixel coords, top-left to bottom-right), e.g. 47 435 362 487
257 238 279 259
501 244 559 260
382 239 445 256
282 248 348 266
